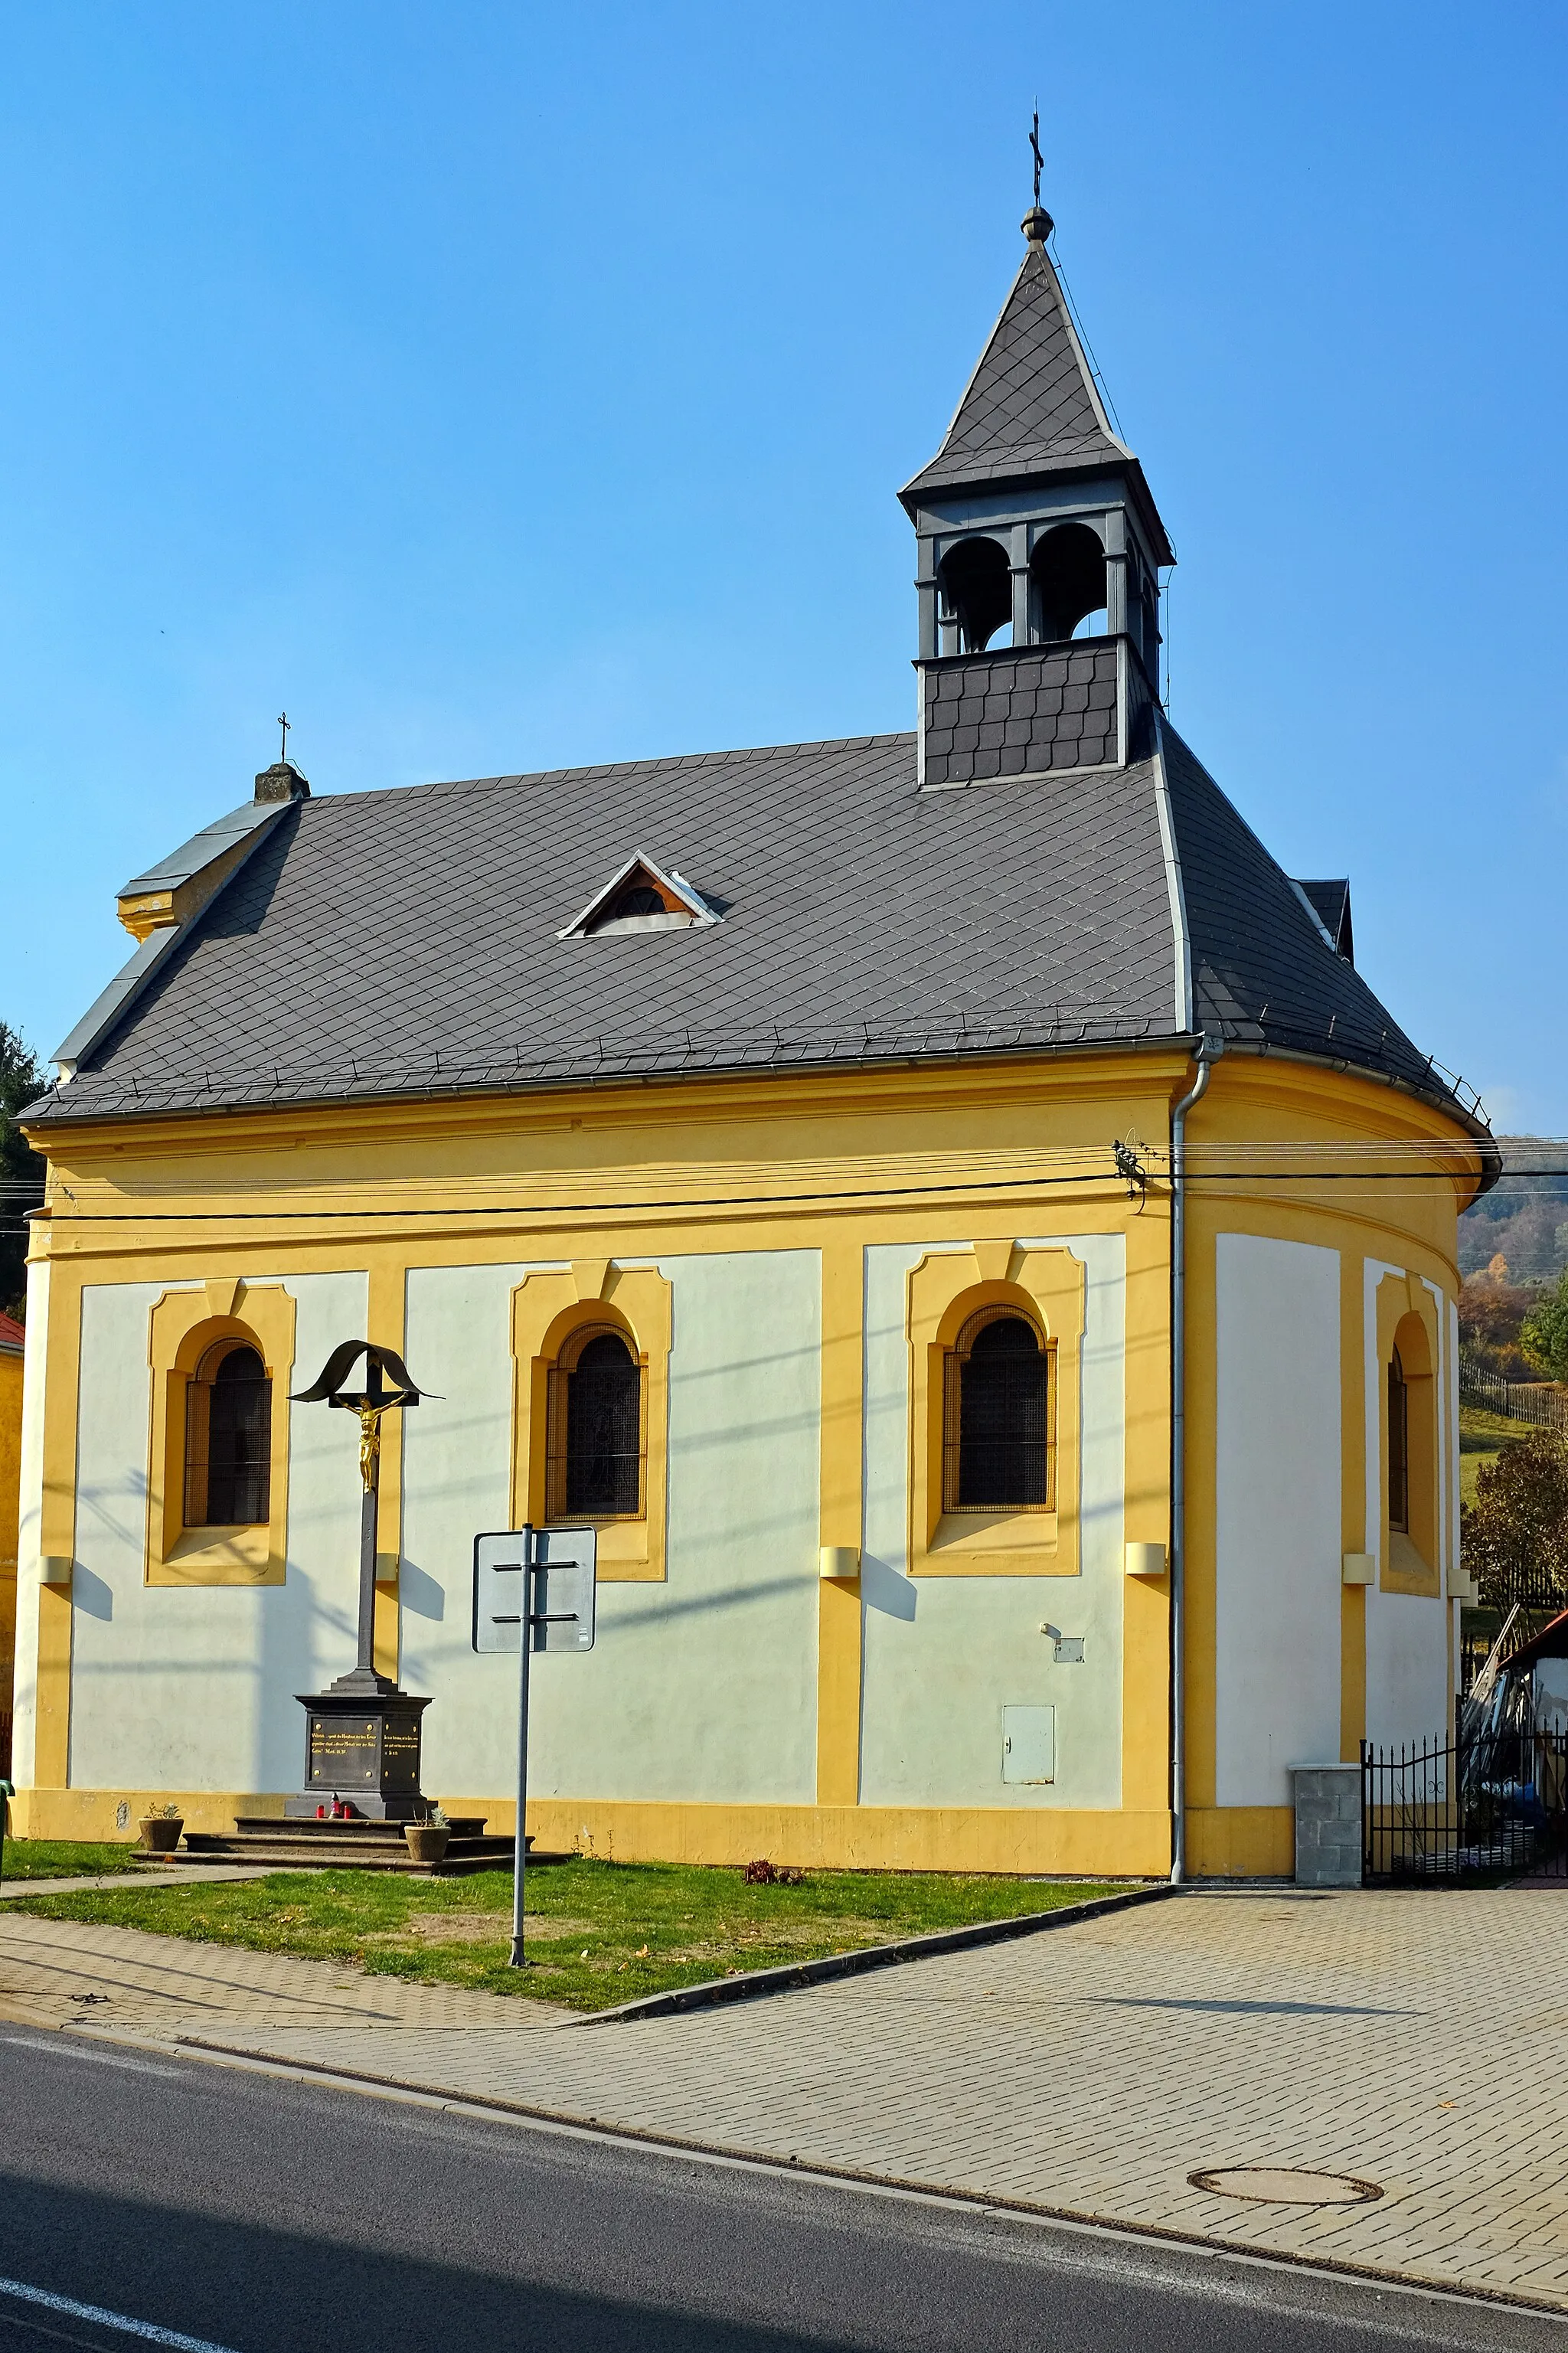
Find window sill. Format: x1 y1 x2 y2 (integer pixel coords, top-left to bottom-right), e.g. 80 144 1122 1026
149 1523 283 1587
546 1515 662 1583
1382 1530 1440 1599
914 1508 1069 1578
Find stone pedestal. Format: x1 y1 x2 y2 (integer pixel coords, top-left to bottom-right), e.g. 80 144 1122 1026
1292 1762 1364 1887
285 1680 433 1822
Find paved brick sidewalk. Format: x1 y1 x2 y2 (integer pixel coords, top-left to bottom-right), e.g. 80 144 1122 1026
0 1914 568 2034
0 1865 281 1900
13 1888 1568 2309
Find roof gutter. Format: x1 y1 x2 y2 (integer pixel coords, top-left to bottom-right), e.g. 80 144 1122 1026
1169 1032 1222 1887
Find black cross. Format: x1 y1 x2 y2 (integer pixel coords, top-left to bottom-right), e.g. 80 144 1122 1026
1030 109 1044 208
276 710 290 763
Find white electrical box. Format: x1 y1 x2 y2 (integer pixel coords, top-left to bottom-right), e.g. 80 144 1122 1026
1001 1704 1055 1785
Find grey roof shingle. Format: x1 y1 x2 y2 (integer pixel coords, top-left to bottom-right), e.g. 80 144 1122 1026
27 728 1483 1136
902 246 1129 502
1161 726 1436 1095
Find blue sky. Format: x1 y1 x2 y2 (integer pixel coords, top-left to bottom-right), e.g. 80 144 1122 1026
2 3 1564 1129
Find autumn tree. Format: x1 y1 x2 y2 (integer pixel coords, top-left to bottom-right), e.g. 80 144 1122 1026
1460 1272 1541 1382
1462 1432 1568 1607
0 1023 47 1319
1521 1269 1568 1385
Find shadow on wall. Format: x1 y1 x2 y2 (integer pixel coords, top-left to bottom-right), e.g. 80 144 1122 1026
398 1558 445 1621
70 1564 113 1622
861 1556 916 1621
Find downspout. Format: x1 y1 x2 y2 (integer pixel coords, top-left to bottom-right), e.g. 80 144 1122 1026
1169 1033 1222 1886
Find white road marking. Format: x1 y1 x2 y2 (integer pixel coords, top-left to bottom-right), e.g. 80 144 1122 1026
0 2039 181 2078
0 2276 237 2351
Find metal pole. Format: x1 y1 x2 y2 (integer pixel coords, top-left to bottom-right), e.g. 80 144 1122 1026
509 1532 534 1968
1169 1036 1220 1887
354 1357 387 1681
356 1453 379 1678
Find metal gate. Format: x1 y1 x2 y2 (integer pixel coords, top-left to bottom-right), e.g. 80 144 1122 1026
1363 1730 1568 1881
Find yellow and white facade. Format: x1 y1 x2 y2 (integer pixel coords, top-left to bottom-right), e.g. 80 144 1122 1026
11 1044 1487 1877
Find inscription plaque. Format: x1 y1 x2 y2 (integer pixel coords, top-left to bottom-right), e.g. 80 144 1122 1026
288 1689 432 1819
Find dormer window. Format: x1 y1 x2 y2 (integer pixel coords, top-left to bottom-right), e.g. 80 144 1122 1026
590 874 692 934
558 853 721 941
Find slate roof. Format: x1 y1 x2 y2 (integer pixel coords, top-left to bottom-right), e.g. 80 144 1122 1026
903 245 1131 502
26 727 1487 1141
1295 877 1354 962
1160 727 1438 1095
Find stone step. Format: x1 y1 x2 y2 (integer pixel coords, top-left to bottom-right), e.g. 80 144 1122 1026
170 1845 513 1882
173 1819 535 1876
235 1815 494 1840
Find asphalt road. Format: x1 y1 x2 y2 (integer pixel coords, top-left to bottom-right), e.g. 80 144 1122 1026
0 2028 1557 2353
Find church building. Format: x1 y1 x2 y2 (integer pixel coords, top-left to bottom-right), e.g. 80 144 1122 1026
11 200 1495 1878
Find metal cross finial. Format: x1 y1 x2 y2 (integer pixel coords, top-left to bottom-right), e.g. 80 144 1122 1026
276 710 290 763
1030 108 1044 208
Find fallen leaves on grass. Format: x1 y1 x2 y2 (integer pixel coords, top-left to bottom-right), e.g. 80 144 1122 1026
8 1860 1122 2013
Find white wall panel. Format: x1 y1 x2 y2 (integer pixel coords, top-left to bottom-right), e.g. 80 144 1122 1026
859 1234 1125 1811
1365 1590 1450 1750
67 1270 368 1795
402 1251 822 1808
1214 1233 1341 1806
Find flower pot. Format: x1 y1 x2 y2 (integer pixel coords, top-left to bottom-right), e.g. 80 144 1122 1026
139 1817 184 1854
403 1822 450 1867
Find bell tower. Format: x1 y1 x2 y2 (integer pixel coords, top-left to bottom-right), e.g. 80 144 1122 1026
900 196 1173 788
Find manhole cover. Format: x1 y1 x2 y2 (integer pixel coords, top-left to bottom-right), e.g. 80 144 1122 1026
1188 2166 1382 2206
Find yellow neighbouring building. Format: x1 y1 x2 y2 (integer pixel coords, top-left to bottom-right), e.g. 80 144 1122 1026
0 1309 21 1757
11 202 1496 1880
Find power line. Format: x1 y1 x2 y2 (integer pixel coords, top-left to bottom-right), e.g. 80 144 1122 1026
26 1170 1525 1229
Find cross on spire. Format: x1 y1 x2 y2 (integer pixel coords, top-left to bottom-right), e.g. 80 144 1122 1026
1021 111 1054 246
276 710 291 763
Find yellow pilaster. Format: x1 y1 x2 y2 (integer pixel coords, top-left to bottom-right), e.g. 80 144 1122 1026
368 1261 407 1685
1122 1207 1174 1828
816 1237 864 1807
1184 1201 1220 1815
34 1261 81 1789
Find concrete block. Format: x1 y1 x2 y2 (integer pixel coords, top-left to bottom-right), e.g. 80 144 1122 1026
1291 1763 1363 1888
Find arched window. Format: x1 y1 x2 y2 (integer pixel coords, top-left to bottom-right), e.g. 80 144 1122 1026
185 1341 272 1528
943 1309 1054 1511
548 1325 644 1520
1387 1345 1410 1535
938 536 1011 653
1030 522 1106 642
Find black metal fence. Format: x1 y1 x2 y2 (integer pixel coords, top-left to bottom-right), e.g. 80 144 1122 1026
1363 1730 1568 1880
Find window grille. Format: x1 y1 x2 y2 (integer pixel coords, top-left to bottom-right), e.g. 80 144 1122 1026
943 1308 1054 1511
1388 1345 1410 1534
547 1326 643 1520
185 1342 271 1527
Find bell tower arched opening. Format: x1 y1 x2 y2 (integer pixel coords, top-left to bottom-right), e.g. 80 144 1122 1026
938 536 1011 653
1031 522 1106 643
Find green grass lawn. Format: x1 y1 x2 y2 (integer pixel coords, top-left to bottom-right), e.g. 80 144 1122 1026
0 1838 151 1882
7 1858 1122 2011
1460 1401 1528 1510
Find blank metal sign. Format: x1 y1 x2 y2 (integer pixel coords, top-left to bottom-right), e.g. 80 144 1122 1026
472 1529 597 1655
